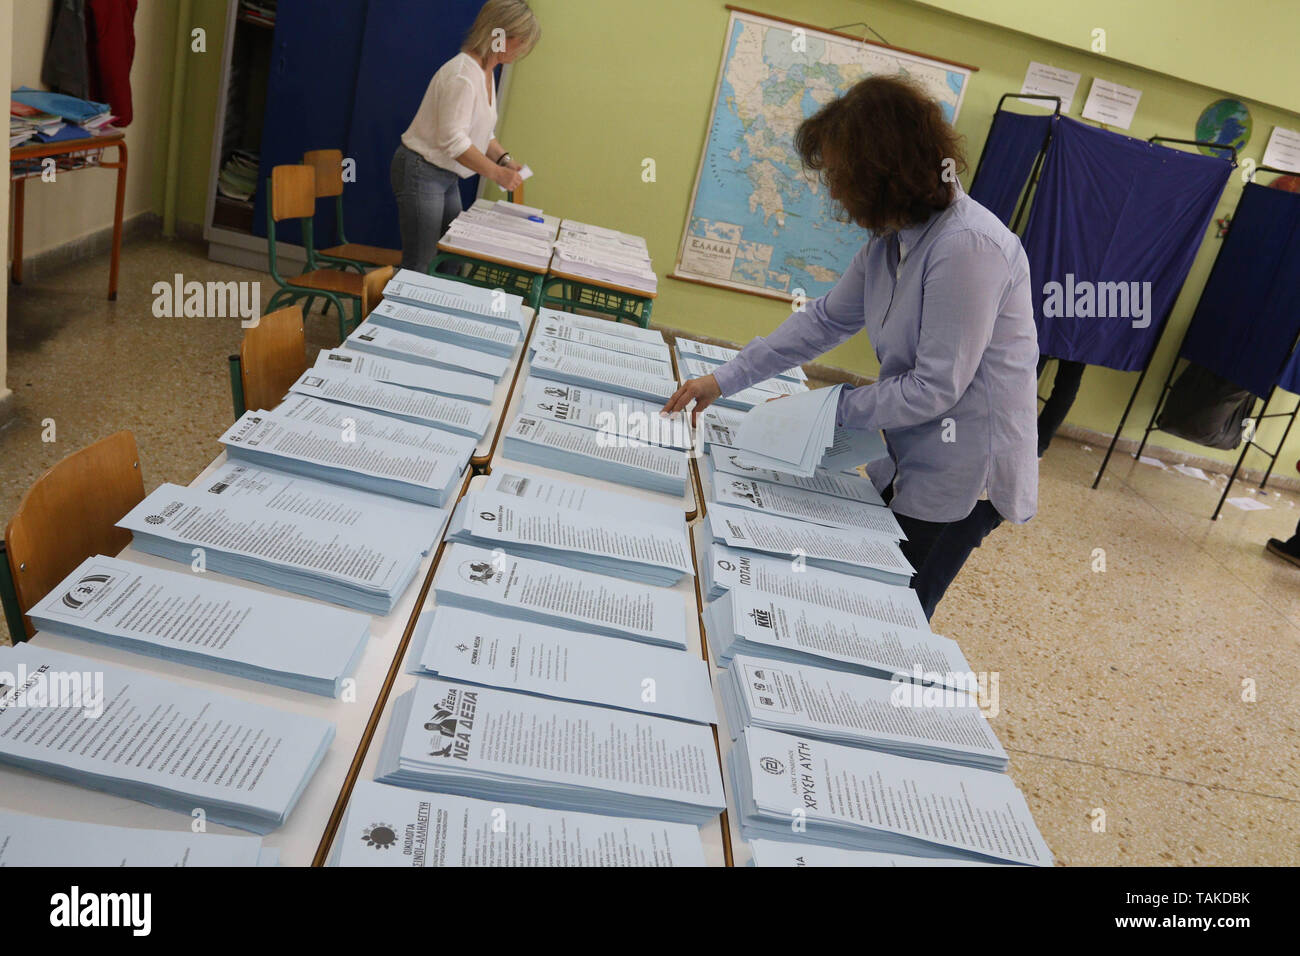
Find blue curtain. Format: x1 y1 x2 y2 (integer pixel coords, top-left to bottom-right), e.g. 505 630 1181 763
968 110 1054 227
1022 118 1232 371
1181 184 1300 398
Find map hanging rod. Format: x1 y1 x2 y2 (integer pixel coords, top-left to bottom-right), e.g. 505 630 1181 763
826 21 891 47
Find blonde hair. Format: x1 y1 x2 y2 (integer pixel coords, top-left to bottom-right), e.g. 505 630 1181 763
463 0 541 60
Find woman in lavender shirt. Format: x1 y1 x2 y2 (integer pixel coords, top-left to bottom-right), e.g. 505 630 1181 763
664 76 1039 619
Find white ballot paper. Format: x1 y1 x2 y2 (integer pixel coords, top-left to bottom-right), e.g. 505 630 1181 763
410 605 715 723
288 368 491 439
433 544 688 649
696 406 746 449
119 482 429 614
273 393 477 462
707 448 885 505
314 348 494 404
748 839 1003 867
366 298 521 356
535 307 665 344
679 355 805 396
703 588 973 689
529 351 678 403
674 337 806 381
0 810 277 867
382 269 527 330
345 321 512 381
483 469 683 529
375 679 724 824
709 473 903 538
707 504 912 585
0 643 334 833
517 378 692 450
719 654 1006 771
533 320 671 362
733 385 843 475
530 337 673 379
446 492 693 586
331 780 706 867
731 726 1052 865
28 555 369 697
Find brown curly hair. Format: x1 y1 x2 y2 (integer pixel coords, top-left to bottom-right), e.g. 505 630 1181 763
795 74 966 233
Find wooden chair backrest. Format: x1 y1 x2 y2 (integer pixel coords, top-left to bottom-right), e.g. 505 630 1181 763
362 266 395 318
4 431 145 638
303 148 345 198
240 305 307 413
271 164 317 221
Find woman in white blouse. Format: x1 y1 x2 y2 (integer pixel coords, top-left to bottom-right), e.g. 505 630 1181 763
390 0 541 272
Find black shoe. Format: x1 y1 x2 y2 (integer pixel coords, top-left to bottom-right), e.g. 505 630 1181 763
1265 538 1300 567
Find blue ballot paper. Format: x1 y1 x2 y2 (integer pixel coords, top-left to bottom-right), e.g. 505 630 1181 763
673 336 807 382
383 269 527 331
287 368 492 439
366 299 521 356
532 315 671 363
528 351 678 403
516 378 692 450
409 606 716 723
330 780 707 866
748 840 1005 867
433 544 689 649
705 446 885 505
0 810 278 866
0 644 334 833
445 491 693 586
732 385 844 476
118 482 431 615
483 468 684 528
314 349 495 404
730 726 1052 865
345 322 512 381
530 336 674 379
374 678 725 825
28 555 369 697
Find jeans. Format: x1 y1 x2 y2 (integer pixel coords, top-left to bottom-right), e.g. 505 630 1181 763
390 143 463 274
888 493 1004 620
1036 357 1086 456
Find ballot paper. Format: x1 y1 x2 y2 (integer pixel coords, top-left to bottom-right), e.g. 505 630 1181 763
433 544 688 649
366 299 521 356
675 337 806 381
345 322 512 381
119 483 429 615
707 504 912 584
517 378 693 450
273 393 477 464
535 307 664 344
678 354 806 396
731 726 1051 864
550 243 657 294
694 530 927 631
529 351 678 403
708 473 903 538
0 643 333 834
219 404 467 506
533 319 671 362
502 414 689 497
410 606 715 723
530 337 673 379
703 588 972 689
27 555 368 697
197 460 449 553
696 406 746 449
706 448 885 505
732 385 843 476
382 269 527 331
442 218 552 270
313 349 494 404
0 810 278 866
288 368 492 438
446 492 693 586
719 654 1006 771
821 424 889 473
483 469 683 528
375 679 723 824
748 840 1005 867
331 780 705 866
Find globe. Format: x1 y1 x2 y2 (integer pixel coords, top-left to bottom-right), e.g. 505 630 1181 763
1195 98 1252 158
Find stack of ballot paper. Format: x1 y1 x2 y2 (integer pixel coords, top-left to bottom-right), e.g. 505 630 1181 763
482 200 562 237
366 298 521 356
677 352 806 397
529 351 678 403
695 405 746 450
702 447 886 507
536 307 665 344
704 467 903 538
693 529 927 630
516 378 692 450
675 336 807 382
534 313 671 363
219 402 471 507
375 679 724 824
409 606 715 723
703 587 974 687
483 468 684 527
719 654 1007 771
382 269 527 331
286 368 491 439
706 504 912 585
330 781 706 867
552 221 657 293
118 483 430 615
531 336 674 380
441 211 553 270
446 491 693 586
313 348 494 404
0 810 278 866
0 644 333 834
748 840 1005 867
28 555 369 697
502 413 689 496
730 726 1052 864
345 322 512 381
434 544 689 649
732 385 844 475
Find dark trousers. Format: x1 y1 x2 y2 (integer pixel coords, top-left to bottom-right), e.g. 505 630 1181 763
1037 357 1086 455
888 493 1004 620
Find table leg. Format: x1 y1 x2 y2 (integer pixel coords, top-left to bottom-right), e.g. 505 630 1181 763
11 178 25 285
108 142 128 301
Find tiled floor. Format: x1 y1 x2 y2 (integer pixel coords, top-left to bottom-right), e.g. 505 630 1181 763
3 238 1299 865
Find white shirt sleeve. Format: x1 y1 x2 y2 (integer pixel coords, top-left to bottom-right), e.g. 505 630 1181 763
434 75 478 160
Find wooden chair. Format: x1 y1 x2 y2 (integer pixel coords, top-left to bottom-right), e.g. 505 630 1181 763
227 304 308 419
304 149 402 271
263 164 382 340
0 432 145 641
